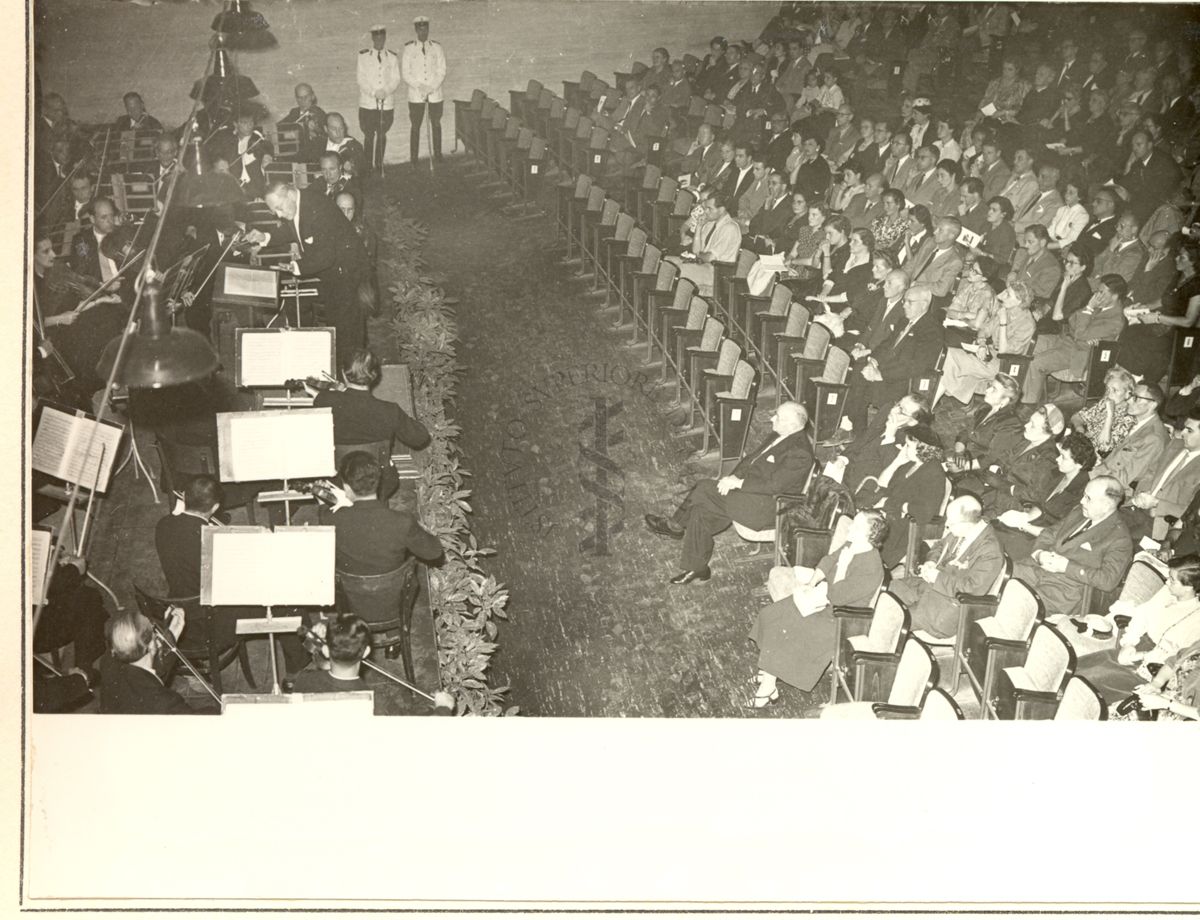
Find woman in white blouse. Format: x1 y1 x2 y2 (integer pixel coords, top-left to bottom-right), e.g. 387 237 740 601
1046 177 1089 251
934 116 962 162
1078 555 1200 705
816 70 845 114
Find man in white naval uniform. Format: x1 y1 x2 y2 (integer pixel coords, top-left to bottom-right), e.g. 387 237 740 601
357 25 402 173
401 14 448 167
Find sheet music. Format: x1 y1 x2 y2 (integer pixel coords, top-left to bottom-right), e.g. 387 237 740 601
30 529 51 607
218 409 334 481
203 526 335 606
223 265 278 299
31 406 123 491
238 330 333 387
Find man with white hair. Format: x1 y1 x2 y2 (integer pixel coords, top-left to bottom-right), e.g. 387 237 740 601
244 180 370 369
890 495 1005 639
645 402 814 584
99 609 213 714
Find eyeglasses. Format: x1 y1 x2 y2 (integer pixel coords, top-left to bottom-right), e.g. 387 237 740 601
1131 393 1158 403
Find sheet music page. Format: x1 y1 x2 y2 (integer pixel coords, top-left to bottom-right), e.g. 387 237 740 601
222 409 334 481
29 529 51 607
32 407 122 491
206 527 335 606
238 333 286 387
281 330 334 382
223 265 277 299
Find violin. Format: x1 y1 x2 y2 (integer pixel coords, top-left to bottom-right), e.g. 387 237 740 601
282 374 346 393
294 619 448 709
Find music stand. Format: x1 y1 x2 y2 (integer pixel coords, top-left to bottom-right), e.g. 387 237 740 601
200 524 336 693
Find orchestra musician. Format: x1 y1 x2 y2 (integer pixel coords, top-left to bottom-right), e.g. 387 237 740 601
279 83 328 164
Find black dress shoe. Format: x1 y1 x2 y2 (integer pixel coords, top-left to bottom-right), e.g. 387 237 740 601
669 567 711 584
644 514 684 539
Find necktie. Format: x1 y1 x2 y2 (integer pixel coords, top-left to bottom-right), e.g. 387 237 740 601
377 51 382 63
1150 450 1194 497
1063 518 1090 544
422 43 426 56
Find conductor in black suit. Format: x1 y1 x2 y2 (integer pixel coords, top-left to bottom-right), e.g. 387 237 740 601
246 180 369 371
645 401 815 583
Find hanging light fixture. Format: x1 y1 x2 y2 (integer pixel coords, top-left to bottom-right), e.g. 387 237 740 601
212 0 276 50
99 282 218 389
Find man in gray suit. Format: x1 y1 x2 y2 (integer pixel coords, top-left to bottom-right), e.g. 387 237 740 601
891 495 1006 639
1014 476 1134 621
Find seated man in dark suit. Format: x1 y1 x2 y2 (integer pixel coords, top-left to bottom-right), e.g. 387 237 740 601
952 403 1065 516
155 475 310 677
994 430 1097 559
98 609 215 714
942 373 1024 473
279 83 328 164
843 283 944 433
320 451 443 576
644 401 814 584
890 495 1006 639
828 392 932 488
309 349 430 502
289 612 455 714
744 171 793 254
1013 475 1134 622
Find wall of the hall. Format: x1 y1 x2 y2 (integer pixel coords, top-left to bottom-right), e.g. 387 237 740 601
35 0 776 163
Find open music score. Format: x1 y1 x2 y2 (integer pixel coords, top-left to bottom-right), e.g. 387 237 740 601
214 262 280 309
235 327 336 388
32 404 125 493
30 527 52 608
216 408 335 482
200 525 336 607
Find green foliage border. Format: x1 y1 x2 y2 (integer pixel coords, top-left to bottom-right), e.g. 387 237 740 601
380 214 517 716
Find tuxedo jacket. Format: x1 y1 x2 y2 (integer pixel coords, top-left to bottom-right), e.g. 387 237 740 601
727 167 758 215
312 386 431 451
98 657 198 715
155 512 209 599
320 498 443 576
280 104 329 161
862 295 907 350
1077 216 1117 257
207 127 273 196
272 188 369 281
114 113 163 133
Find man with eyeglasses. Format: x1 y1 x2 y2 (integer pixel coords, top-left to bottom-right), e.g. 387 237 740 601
1078 188 1119 256
1092 382 1170 495
1121 409 1200 544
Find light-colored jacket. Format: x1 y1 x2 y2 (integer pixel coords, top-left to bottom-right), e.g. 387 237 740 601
357 47 403 110
401 39 447 104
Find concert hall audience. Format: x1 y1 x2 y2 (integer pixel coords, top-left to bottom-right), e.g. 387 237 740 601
32 1 1200 717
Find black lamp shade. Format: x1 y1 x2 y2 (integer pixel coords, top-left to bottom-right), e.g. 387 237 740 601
103 284 219 389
